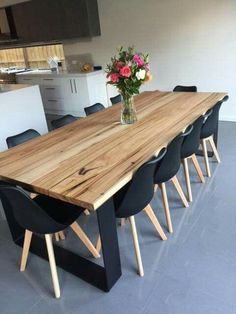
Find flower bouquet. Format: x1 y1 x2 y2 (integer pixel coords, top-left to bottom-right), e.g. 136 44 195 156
106 46 152 124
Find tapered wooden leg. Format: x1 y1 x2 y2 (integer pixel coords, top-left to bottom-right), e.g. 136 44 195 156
96 235 102 253
202 139 211 177
160 183 173 233
70 222 100 258
45 234 60 299
208 135 221 163
182 158 193 202
120 218 126 226
143 204 167 240
58 231 65 240
128 216 144 277
84 209 90 216
154 184 158 192
20 229 32 272
54 233 60 242
171 175 189 207
191 154 205 183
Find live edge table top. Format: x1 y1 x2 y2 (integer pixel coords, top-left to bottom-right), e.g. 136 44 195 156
0 91 227 210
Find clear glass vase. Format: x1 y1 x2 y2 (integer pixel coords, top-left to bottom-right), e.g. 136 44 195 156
120 95 137 124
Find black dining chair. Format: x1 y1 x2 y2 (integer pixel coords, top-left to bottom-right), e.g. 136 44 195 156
173 85 197 92
154 127 192 233
6 129 40 148
0 184 100 298
51 114 78 130
110 94 122 105
181 116 205 202
96 148 167 277
200 95 229 177
84 103 105 116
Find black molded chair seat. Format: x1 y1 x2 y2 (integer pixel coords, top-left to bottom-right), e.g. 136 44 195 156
181 117 206 202
84 103 105 116
96 148 167 277
181 116 204 159
153 127 192 233
6 129 40 148
154 126 192 184
110 94 122 105
173 85 197 92
51 114 78 130
0 184 100 298
200 95 229 177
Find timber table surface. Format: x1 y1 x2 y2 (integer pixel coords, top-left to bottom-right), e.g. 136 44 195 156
0 91 227 210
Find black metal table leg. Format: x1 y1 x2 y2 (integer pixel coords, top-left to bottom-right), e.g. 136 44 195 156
4 197 122 292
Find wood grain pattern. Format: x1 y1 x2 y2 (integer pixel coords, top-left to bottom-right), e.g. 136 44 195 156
0 91 227 210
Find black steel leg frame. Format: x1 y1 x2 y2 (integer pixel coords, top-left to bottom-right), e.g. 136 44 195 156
3 197 122 292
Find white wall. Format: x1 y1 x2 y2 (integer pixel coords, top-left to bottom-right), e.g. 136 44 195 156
64 0 236 121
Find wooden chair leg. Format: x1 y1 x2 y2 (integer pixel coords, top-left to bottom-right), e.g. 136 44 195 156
191 154 205 183
58 231 65 240
20 229 32 272
143 204 167 240
54 233 60 241
84 209 90 216
208 135 221 163
202 139 211 177
171 175 189 207
96 235 102 253
70 222 100 258
160 183 173 233
128 216 144 277
182 158 193 202
45 234 60 299
120 218 126 226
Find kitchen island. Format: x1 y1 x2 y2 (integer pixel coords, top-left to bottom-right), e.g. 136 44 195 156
0 84 48 151
16 70 108 117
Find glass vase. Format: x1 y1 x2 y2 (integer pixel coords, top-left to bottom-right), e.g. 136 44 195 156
120 95 137 125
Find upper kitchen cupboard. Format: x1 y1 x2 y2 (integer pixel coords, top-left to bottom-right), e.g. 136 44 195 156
0 0 100 47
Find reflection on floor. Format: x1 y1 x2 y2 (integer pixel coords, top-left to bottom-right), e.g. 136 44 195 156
0 121 236 314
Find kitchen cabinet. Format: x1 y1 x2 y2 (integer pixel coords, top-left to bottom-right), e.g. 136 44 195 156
17 71 108 117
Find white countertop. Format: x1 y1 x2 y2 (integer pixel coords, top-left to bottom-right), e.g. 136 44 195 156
16 69 104 78
0 84 30 93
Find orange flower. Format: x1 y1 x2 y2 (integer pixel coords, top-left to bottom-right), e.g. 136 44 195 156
144 72 152 83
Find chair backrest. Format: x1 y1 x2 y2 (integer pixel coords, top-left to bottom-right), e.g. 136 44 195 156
0 185 61 234
110 94 122 105
114 148 167 218
51 114 78 130
173 85 197 92
84 103 105 116
154 126 192 184
181 115 205 159
200 96 228 139
6 129 40 148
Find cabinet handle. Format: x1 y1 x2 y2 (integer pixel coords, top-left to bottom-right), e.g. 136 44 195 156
73 79 77 93
70 79 73 93
23 78 32 81
45 87 55 90
43 78 54 81
48 99 57 102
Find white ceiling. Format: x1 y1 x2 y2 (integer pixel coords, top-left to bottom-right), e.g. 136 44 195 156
0 0 30 8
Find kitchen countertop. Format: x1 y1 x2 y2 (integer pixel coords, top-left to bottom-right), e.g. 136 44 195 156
16 69 104 78
0 84 30 93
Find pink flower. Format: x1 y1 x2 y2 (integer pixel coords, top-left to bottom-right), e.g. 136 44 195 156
119 65 132 78
110 73 119 83
133 54 144 67
115 61 123 71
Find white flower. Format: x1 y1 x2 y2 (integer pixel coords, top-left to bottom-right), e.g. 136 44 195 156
136 69 146 80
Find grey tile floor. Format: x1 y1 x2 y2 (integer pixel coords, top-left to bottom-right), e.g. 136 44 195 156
0 121 236 314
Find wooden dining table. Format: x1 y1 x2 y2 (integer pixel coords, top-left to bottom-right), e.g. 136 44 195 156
0 90 227 292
